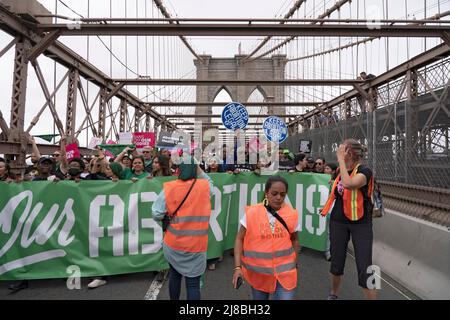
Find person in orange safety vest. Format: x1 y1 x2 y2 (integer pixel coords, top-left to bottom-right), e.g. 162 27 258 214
320 139 377 300
152 157 213 300
232 175 300 300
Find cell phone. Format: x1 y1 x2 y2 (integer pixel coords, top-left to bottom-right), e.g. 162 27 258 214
235 276 243 289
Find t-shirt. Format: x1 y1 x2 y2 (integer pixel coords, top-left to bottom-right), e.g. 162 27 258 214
330 165 373 224
85 173 110 180
32 175 59 181
32 176 49 181
53 165 66 180
123 168 150 180
228 163 254 172
278 160 295 172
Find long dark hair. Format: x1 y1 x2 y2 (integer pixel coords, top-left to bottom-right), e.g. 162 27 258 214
153 155 171 177
294 153 306 166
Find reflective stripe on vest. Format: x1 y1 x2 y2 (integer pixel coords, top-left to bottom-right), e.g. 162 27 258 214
171 216 210 224
163 178 211 253
320 164 373 221
243 247 295 259
241 203 298 293
242 262 297 275
166 225 209 236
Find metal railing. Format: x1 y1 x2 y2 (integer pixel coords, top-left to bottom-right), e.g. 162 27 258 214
285 52 450 225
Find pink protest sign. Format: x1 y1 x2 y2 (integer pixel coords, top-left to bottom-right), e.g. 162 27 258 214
133 132 156 149
65 143 81 161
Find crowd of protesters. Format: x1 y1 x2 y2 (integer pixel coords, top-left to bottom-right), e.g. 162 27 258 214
1 135 353 299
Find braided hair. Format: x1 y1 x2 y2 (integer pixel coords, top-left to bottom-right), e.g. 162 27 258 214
343 139 368 162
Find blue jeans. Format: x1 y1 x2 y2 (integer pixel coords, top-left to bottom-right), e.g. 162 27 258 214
251 281 296 300
168 264 201 300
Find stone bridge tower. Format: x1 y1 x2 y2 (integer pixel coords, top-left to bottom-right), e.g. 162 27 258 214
194 54 287 126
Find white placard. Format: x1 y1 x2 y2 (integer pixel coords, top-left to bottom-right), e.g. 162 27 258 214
118 132 133 144
88 137 103 150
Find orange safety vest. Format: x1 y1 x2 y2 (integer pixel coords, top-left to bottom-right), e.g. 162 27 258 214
241 203 298 293
163 178 211 253
321 164 374 221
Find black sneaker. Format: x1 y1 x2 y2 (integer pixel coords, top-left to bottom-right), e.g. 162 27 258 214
327 294 338 300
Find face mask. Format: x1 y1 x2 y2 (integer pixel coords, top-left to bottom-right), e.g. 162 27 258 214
68 168 81 177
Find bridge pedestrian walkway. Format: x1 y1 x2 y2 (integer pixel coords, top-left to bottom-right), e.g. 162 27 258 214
156 248 418 300
0 247 418 300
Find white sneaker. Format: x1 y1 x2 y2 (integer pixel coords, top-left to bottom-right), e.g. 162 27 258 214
87 279 107 289
208 263 216 271
325 251 331 261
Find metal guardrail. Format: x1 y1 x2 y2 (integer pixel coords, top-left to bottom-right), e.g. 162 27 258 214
379 180 450 228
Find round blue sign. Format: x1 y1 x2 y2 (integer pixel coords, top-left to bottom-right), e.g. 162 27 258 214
263 116 288 143
221 102 249 131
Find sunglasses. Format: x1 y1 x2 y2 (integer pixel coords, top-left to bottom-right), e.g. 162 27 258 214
142 151 151 153
315 162 323 165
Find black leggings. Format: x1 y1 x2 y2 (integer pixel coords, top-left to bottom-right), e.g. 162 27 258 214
329 220 373 288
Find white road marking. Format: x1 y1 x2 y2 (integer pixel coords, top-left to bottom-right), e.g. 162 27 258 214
347 251 413 300
143 277 164 300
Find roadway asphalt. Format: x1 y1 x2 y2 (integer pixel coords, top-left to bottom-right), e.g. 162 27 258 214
0 248 417 300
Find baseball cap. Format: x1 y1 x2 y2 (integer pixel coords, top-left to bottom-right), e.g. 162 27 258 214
38 156 54 165
306 156 314 163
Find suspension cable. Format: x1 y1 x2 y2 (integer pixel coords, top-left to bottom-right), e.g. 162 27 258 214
243 0 306 61
250 0 351 62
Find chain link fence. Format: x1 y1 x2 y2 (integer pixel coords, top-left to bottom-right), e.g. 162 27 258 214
284 56 450 226
285 57 450 190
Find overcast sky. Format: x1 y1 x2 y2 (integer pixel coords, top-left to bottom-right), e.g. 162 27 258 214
0 0 448 149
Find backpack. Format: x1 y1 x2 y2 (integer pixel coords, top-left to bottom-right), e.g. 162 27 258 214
370 178 385 218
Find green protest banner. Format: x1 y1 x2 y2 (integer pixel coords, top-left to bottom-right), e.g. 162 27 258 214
33 134 60 143
0 173 330 280
98 144 135 157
